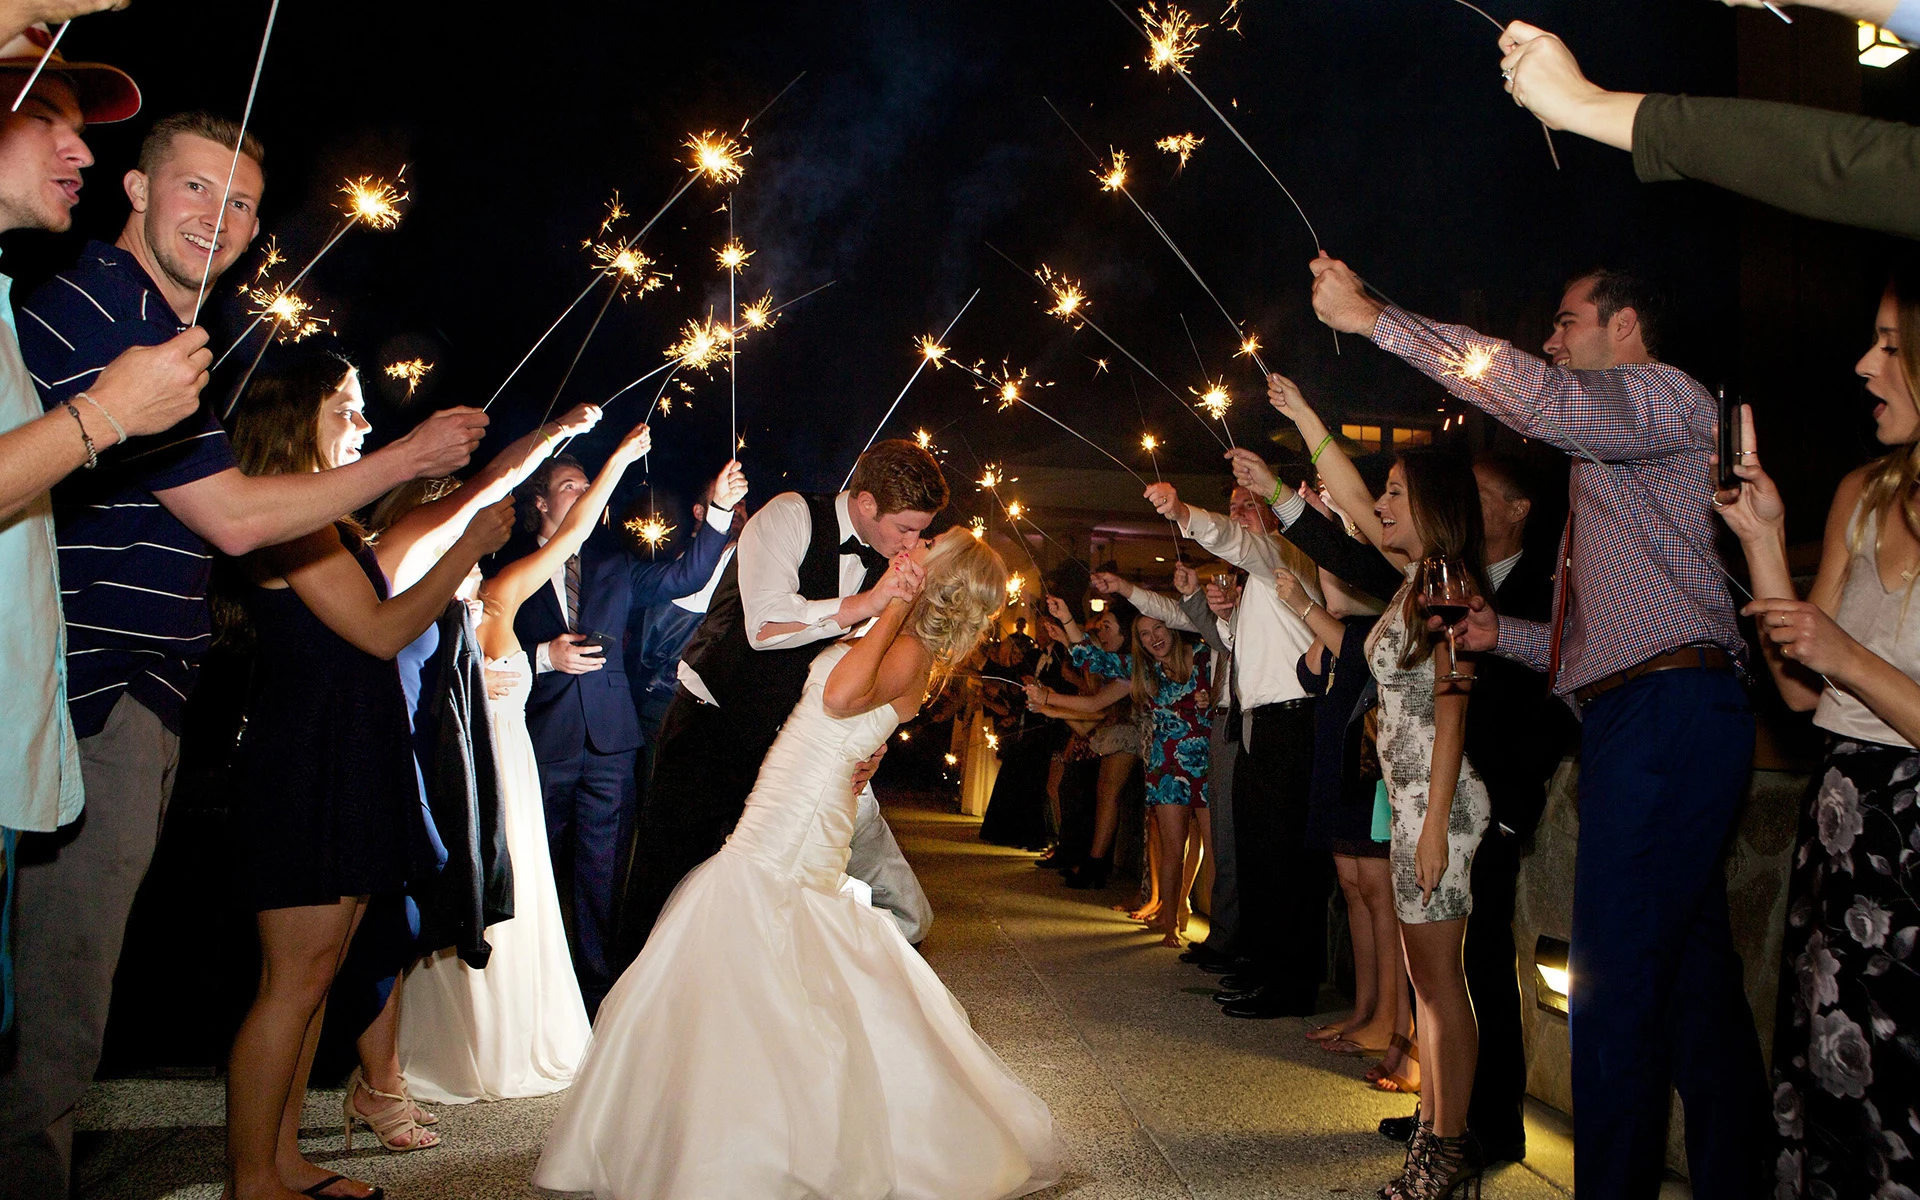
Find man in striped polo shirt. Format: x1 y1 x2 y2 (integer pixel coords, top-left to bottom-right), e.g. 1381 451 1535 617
0 111 488 1197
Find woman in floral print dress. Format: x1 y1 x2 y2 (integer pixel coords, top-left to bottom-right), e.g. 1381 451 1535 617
1718 265 1920 1200
1029 613 1211 946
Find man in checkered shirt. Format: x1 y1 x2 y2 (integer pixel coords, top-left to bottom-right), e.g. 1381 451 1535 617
1312 255 1765 1199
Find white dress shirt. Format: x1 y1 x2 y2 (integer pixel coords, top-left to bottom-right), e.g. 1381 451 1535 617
678 490 876 705
1179 505 1316 718
1124 584 1199 634
534 501 735 673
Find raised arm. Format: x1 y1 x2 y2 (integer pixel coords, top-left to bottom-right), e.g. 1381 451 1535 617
823 558 934 719
1262 376 1393 552
376 403 603 591
262 499 515 660
1091 569 1197 633
1275 565 1351 654
159 406 490 557
0 0 128 47
1024 676 1131 716
629 460 749 606
482 420 651 618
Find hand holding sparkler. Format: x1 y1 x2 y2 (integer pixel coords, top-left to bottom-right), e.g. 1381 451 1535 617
1172 561 1199 596
393 406 490 479
1309 253 1386 336
86 327 211 439
1144 482 1190 527
1225 446 1279 502
608 421 653 466
710 459 749 512
1043 593 1080 634
1498 22 1641 152
454 496 517 559
1089 570 1133 599
550 403 603 440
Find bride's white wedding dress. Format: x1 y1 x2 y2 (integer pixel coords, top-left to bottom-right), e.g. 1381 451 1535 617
397 650 591 1103
534 643 1059 1200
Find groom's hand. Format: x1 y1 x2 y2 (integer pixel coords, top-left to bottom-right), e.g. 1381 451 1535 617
850 743 888 796
547 633 605 674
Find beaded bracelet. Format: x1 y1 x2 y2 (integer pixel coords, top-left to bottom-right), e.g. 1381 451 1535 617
63 400 99 468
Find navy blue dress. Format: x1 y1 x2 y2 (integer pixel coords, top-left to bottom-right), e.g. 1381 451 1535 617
1298 615 1385 857
237 526 419 912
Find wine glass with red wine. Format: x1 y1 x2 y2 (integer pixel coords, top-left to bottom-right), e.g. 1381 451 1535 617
1419 555 1478 683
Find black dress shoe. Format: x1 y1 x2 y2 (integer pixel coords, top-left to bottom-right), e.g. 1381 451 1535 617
1378 1112 1419 1143
1215 971 1266 993
1195 955 1251 975
1212 984 1265 1005
1220 989 1316 1019
1178 944 1228 966
1479 1138 1525 1166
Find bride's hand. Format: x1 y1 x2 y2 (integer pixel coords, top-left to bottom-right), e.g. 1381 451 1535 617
484 666 513 700
878 552 926 606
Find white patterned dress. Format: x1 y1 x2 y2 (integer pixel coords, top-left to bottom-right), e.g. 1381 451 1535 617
1364 581 1490 924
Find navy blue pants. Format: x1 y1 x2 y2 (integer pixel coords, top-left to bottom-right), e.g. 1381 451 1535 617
1572 667 1766 1198
539 744 637 1016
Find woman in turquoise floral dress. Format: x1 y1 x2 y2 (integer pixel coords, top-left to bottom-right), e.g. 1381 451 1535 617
1029 613 1211 946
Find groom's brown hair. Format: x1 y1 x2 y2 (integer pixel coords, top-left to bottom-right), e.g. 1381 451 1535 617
848 439 948 516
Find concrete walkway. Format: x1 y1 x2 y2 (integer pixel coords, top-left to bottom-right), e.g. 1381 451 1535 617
75 796 1576 1199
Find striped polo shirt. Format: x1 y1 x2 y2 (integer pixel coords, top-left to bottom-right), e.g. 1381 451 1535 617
18 241 236 737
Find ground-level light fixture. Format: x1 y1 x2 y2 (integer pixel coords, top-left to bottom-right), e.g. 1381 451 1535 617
1860 21 1912 67
1534 935 1570 1016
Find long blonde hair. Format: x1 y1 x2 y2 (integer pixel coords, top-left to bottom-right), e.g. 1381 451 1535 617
1130 617 1197 709
1851 267 1920 568
908 529 1008 690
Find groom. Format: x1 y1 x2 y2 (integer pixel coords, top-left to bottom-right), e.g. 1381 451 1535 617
617 439 947 963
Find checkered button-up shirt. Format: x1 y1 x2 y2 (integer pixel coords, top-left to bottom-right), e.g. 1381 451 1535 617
1371 305 1745 697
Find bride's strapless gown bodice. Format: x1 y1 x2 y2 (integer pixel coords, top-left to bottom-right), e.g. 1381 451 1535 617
723 647 900 892
535 642 1058 1200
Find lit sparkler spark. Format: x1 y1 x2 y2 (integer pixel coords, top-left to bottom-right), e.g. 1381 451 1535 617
657 396 673 414
1096 148 1128 192
1038 266 1087 323
1155 132 1203 169
1092 357 1110 375
716 239 752 273
914 428 933 450
977 464 1004 491
986 731 1000 750
1005 574 1026 602
1235 334 1262 359
625 514 676 550
253 235 285 281
686 131 747 184
917 335 949 365
384 358 433 396
599 192 627 235
1005 500 1025 521
741 292 775 329
969 516 987 539
244 284 326 342
1449 344 1497 383
979 364 1033 412
667 315 733 373
340 173 408 230
1192 379 1231 421
1141 433 1159 453
944 753 959 766
586 240 666 297
1142 2 1205 74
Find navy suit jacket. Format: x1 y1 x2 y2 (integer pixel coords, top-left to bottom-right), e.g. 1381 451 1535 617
513 519 729 762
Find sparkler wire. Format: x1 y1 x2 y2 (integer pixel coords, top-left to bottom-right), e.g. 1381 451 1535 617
214 216 350 377
192 0 280 325
535 270 624 427
728 196 738 455
840 289 981 490
946 355 1151 486
9 20 66 111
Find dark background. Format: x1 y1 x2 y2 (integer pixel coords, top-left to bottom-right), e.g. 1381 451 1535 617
10 0 1908 536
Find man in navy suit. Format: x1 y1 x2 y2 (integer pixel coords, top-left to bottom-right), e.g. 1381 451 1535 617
511 452 747 1012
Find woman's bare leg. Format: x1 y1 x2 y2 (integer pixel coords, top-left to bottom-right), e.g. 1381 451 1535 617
1326 854 1377 1040
1349 856 1411 1057
1401 918 1474 1134
1087 751 1135 859
1176 808 1205 933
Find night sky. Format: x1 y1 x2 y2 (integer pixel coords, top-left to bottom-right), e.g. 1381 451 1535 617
4 0 1902 534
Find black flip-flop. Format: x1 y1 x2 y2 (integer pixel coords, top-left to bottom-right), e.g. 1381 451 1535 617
302 1177 386 1200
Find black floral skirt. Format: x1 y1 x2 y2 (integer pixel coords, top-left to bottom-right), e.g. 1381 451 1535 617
1771 737 1920 1200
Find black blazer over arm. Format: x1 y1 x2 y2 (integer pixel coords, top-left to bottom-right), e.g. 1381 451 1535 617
1277 504 1405 606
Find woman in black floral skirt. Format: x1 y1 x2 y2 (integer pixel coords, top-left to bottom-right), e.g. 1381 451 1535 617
1718 261 1920 1199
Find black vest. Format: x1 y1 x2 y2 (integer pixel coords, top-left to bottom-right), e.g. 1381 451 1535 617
680 493 846 737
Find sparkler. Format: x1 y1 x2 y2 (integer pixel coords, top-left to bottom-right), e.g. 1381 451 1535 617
10 20 67 112
973 463 1047 579
915 428 934 451
716 238 752 273
215 169 410 381
486 129 750 415
595 281 834 419
1006 574 1027 603
969 516 988 539
724 201 741 460
1155 132 1203 171
666 314 733 374
625 513 676 552
1140 430 1187 563
191 0 280 325
840 289 981 490
993 246 1226 450
221 282 329 418
1048 99 1270 379
385 358 433 397
1436 0 1561 168
945 352 1152 486
740 292 775 330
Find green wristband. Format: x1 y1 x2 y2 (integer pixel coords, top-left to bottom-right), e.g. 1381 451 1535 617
1268 478 1286 508
1310 434 1334 464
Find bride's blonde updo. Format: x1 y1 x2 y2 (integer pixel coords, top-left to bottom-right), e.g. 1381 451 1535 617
908 528 1008 684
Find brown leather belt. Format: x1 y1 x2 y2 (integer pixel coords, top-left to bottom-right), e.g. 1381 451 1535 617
1573 645 1732 709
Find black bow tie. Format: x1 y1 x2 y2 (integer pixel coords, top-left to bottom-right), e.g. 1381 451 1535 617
841 536 890 584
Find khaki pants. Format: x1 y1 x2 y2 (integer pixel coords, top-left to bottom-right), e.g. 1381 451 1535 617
0 695 179 1200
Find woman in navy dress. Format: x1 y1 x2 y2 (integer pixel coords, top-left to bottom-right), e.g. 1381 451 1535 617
220 350 513 1200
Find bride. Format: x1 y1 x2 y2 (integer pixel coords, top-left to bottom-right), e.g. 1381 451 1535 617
534 527 1059 1200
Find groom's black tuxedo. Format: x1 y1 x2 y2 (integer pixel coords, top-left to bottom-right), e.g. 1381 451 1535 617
615 492 887 965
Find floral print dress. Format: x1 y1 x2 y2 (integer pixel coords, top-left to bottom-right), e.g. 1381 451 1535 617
1772 740 1920 1200
1070 642 1212 807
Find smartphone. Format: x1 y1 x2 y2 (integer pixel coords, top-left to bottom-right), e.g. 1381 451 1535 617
580 631 618 658
1716 386 1741 491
